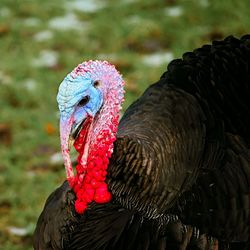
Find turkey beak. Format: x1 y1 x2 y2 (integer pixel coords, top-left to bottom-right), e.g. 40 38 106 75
68 136 75 151
59 117 75 182
59 117 87 184
69 118 87 144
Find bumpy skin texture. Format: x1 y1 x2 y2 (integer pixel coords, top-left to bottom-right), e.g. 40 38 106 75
56 61 124 213
34 35 250 250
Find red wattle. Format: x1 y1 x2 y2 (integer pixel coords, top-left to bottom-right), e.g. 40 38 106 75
71 115 120 214
67 177 76 188
94 188 112 203
75 199 88 214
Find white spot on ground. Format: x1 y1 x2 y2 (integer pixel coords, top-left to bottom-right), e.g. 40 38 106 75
50 152 63 165
199 0 209 7
33 30 53 42
120 0 139 3
125 15 142 25
65 0 106 13
26 171 36 177
32 50 58 68
7 227 29 236
0 7 11 17
22 79 37 91
142 52 174 66
23 17 41 27
48 12 88 31
164 6 183 17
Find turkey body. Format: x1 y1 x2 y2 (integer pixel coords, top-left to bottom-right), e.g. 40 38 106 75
34 35 250 250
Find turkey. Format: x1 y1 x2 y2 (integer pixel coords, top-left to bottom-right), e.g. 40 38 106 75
33 35 250 250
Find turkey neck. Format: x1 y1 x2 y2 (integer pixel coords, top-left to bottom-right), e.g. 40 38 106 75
77 96 119 170
72 83 123 214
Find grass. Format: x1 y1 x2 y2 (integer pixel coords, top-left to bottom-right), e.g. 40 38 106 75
0 0 250 249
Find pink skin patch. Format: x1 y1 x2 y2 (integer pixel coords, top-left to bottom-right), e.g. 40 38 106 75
61 61 125 214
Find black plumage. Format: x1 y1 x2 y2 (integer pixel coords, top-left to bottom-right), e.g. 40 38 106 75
34 35 250 250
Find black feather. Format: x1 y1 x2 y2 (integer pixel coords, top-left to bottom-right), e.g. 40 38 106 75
34 35 250 249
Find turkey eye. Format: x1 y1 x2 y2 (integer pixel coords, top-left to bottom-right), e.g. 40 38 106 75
93 80 101 88
78 96 90 107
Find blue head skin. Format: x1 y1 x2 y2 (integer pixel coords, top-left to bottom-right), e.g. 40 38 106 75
57 73 103 124
57 72 103 179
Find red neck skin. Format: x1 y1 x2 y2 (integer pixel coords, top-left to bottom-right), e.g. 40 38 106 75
71 92 121 214
60 60 125 214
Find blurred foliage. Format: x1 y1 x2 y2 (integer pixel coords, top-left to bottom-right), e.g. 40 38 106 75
0 0 250 249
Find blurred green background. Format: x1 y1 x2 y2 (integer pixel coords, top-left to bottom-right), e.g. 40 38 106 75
0 0 249 249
